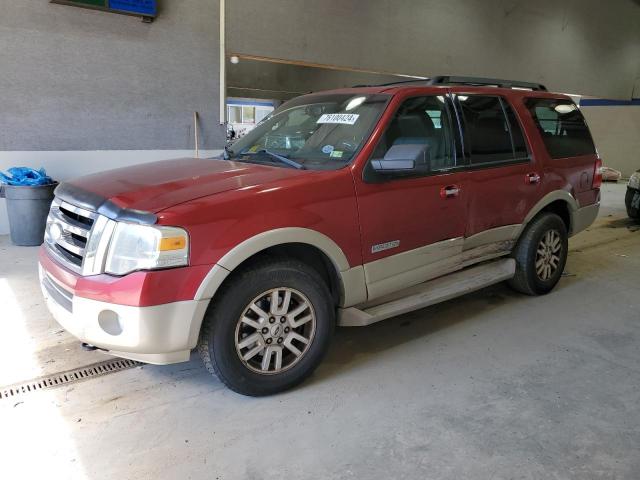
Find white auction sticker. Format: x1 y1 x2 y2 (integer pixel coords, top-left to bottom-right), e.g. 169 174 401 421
317 113 360 125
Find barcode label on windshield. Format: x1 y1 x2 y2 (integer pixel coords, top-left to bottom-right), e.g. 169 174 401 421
317 113 360 125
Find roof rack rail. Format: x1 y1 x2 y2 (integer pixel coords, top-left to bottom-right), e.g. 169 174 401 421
429 76 547 91
351 78 431 88
362 76 547 91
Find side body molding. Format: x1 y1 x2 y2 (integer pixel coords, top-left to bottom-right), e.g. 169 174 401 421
194 227 367 307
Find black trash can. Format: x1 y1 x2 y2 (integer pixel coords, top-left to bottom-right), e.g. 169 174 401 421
1 182 57 246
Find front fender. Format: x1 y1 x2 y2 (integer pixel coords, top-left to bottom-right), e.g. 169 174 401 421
193 227 367 305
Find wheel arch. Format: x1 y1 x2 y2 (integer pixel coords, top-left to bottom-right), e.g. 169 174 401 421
194 228 366 306
520 190 578 237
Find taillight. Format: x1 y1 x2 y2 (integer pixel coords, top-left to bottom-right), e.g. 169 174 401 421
593 158 603 189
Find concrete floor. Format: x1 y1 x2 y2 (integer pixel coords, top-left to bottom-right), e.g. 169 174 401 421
0 182 638 480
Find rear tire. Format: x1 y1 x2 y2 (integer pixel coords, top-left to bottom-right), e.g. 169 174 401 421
508 213 568 296
198 258 334 396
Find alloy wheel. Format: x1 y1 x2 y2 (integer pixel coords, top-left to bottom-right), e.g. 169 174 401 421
535 229 562 281
234 287 316 375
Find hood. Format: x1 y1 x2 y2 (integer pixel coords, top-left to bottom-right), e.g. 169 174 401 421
57 158 306 221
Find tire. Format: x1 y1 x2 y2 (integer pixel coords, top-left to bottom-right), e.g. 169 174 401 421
508 212 568 296
198 258 335 396
625 188 640 221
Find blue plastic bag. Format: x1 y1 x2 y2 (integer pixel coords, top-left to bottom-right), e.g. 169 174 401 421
0 167 54 186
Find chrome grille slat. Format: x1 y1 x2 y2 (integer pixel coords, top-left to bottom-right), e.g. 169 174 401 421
53 243 82 265
44 196 106 274
49 207 91 236
59 201 98 220
55 234 86 256
45 243 82 274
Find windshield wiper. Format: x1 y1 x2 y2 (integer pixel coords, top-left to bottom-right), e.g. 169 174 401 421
243 149 306 170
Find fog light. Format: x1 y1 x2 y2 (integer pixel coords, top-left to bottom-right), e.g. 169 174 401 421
98 310 123 336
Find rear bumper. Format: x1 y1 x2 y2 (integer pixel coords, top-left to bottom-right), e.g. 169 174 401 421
39 263 209 364
572 201 600 236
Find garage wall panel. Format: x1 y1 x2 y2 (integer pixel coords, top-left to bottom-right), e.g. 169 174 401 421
227 0 640 100
0 0 225 150
582 105 640 177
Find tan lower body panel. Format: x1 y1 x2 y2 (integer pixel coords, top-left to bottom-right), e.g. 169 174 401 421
571 202 600 236
463 224 520 250
339 265 368 307
364 238 464 300
338 258 516 327
363 226 519 302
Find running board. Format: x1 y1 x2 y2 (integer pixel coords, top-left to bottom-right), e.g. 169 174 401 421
338 258 516 327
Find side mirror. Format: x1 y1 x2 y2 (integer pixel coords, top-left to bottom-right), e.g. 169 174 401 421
371 143 429 174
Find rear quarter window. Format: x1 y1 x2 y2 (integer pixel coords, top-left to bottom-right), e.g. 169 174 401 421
525 98 596 159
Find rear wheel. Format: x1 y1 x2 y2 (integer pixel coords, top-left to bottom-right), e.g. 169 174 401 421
508 213 568 296
198 259 334 396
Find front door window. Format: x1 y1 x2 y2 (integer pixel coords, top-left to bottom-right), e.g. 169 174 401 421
370 95 457 174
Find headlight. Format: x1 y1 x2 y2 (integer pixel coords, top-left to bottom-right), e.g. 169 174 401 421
105 223 189 275
629 171 640 190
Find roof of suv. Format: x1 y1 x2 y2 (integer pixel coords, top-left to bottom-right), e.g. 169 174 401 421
313 76 571 101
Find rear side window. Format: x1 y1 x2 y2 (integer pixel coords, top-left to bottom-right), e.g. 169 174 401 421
457 95 529 166
525 98 596 159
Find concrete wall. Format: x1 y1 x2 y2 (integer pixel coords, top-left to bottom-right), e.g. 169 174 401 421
227 0 640 100
582 106 640 178
0 0 225 234
0 0 224 151
227 58 404 101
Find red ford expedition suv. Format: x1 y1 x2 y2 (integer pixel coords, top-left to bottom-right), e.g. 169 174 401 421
40 76 602 396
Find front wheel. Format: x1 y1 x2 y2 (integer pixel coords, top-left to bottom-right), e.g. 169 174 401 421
198 259 334 396
508 213 568 296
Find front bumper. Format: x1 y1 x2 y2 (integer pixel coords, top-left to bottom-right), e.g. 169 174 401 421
39 263 209 365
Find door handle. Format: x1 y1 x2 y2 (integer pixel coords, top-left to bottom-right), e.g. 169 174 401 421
525 172 541 184
440 184 461 199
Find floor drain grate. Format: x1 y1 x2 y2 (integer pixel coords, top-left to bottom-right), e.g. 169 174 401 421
0 358 142 401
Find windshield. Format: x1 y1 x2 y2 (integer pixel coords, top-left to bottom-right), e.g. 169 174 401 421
226 93 390 170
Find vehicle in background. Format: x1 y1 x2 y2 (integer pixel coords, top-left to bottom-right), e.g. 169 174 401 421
626 169 640 220
39 76 602 396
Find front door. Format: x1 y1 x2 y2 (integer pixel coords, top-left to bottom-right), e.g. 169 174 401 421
353 94 468 300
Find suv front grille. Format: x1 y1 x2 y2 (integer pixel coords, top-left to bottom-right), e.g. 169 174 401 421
44 198 114 275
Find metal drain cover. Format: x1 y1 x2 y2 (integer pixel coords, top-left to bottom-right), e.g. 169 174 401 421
0 358 142 401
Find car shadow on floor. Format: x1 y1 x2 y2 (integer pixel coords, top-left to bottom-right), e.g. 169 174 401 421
600 216 640 231
305 282 524 388
134 282 524 395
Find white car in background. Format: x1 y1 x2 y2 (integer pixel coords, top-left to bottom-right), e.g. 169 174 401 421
626 170 640 220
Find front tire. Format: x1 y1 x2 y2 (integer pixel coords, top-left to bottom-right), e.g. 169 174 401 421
198 258 334 396
508 213 568 296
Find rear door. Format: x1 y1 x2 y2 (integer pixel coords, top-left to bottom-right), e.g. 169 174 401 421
353 93 468 300
453 94 540 249
523 98 600 208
